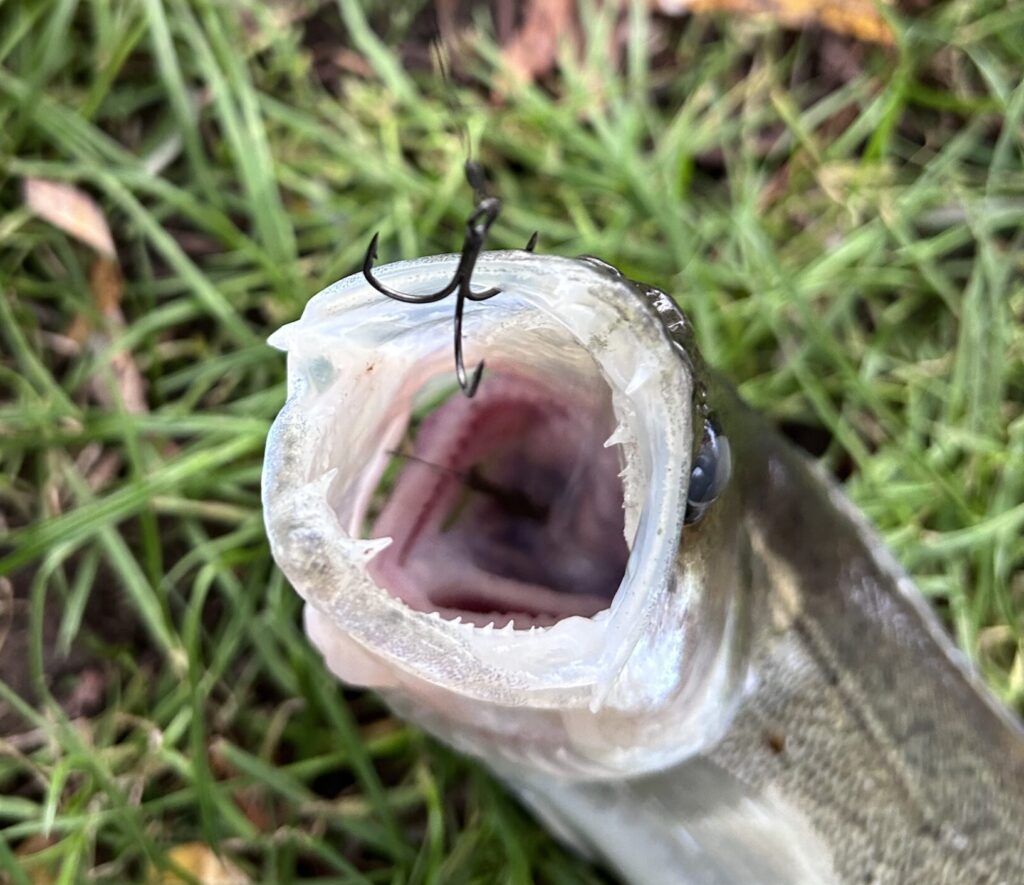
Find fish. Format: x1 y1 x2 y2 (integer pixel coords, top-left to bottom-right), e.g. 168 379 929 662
262 250 1024 884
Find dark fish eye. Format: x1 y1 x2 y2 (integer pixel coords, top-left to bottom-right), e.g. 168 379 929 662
684 418 731 525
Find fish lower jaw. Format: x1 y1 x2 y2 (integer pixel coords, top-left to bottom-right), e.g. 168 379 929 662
304 592 746 779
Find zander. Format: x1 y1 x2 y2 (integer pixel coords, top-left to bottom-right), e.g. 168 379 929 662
262 247 1024 884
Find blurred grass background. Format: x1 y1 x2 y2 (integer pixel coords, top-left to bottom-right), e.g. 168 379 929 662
0 0 1022 881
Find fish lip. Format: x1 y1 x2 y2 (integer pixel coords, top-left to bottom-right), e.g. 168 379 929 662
263 251 695 708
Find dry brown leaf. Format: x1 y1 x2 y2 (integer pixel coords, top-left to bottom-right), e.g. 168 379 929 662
23 179 116 259
65 255 127 347
23 181 148 473
80 258 149 415
656 0 894 45
89 257 125 319
501 0 577 85
156 843 249 885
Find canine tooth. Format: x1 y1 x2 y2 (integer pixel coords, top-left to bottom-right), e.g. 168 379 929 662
353 537 390 565
604 423 629 447
624 363 652 395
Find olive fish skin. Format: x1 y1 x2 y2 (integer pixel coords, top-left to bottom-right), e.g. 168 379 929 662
263 253 1024 885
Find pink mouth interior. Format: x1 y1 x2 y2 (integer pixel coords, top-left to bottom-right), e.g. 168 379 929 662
368 370 629 629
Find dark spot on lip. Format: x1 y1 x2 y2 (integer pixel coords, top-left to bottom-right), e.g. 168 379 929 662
764 730 786 755
366 363 375 373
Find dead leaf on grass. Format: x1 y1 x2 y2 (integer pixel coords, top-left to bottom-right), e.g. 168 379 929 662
85 258 149 415
656 0 895 45
156 843 250 885
23 179 116 259
22 180 148 501
500 0 577 85
23 179 149 417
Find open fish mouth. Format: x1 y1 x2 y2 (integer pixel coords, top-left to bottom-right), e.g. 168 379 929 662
369 366 629 630
263 250 751 774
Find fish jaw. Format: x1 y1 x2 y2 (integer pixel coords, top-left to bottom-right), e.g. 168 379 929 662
263 252 751 777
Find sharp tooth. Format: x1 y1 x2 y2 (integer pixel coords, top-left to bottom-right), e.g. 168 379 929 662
625 363 652 394
603 423 629 447
315 467 338 489
353 537 391 565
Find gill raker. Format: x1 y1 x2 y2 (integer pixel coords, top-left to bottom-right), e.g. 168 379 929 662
262 251 1024 884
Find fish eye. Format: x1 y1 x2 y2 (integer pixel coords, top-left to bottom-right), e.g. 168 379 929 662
684 418 731 525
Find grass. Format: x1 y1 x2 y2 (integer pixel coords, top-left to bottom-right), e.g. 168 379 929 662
0 0 1022 881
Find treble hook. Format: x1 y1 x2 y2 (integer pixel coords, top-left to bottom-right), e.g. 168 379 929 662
362 161 538 397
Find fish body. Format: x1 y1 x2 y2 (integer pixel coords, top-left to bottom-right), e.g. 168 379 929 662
262 252 1024 884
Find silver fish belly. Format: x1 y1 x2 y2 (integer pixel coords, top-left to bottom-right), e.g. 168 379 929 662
262 252 1024 884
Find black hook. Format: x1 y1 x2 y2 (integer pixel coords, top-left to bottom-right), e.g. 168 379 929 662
363 161 527 398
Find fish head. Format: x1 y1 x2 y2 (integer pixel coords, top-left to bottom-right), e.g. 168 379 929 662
263 252 755 778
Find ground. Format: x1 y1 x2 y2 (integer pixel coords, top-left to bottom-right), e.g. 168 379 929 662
0 1 1022 882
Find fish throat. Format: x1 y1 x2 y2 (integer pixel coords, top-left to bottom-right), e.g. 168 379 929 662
370 370 628 629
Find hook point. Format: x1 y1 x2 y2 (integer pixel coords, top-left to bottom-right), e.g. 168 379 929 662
463 360 485 398
364 232 380 269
